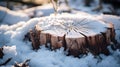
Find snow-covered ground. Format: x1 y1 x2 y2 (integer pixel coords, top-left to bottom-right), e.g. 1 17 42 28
0 14 120 67
0 6 30 25
0 0 120 67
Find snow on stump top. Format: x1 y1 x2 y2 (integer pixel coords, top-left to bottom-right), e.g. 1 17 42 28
29 13 115 57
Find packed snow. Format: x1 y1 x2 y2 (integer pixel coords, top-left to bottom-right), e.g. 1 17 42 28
37 13 108 38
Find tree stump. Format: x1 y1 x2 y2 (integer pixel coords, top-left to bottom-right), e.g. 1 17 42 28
29 14 115 57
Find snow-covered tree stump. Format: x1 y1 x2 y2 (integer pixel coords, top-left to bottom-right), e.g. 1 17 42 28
29 14 115 56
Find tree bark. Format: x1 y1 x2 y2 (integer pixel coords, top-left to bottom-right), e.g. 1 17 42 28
0 47 4 58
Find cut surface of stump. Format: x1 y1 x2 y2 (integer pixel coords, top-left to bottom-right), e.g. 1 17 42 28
29 13 115 57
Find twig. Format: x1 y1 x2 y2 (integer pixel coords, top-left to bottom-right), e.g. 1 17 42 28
50 0 58 15
14 59 30 67
0 57 12 66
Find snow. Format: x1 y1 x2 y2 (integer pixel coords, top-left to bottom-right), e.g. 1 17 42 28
37 13 108 37
66 29 84 38
96 14 120 43
96 14 120 30
0 6 30 25
0 13 120 67
3 46 17 56
18 4 54 18
0 1 120 67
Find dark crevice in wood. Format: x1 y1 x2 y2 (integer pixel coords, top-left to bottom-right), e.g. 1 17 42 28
62 34 67 50
78 31 90 53
35 26 41 47
101 32 108 45
29 29 40 50
68 39 79 57
0 47 4 59
109 28 117 44
29 30 36 50
46 34 51 48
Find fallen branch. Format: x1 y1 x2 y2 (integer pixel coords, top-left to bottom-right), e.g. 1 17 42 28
13 59 30 67
0 58 12 66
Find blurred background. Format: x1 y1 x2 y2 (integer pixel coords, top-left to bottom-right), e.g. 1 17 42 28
0 0 120 9
0 0 120 19
0 0 120 15
0 0 50 10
